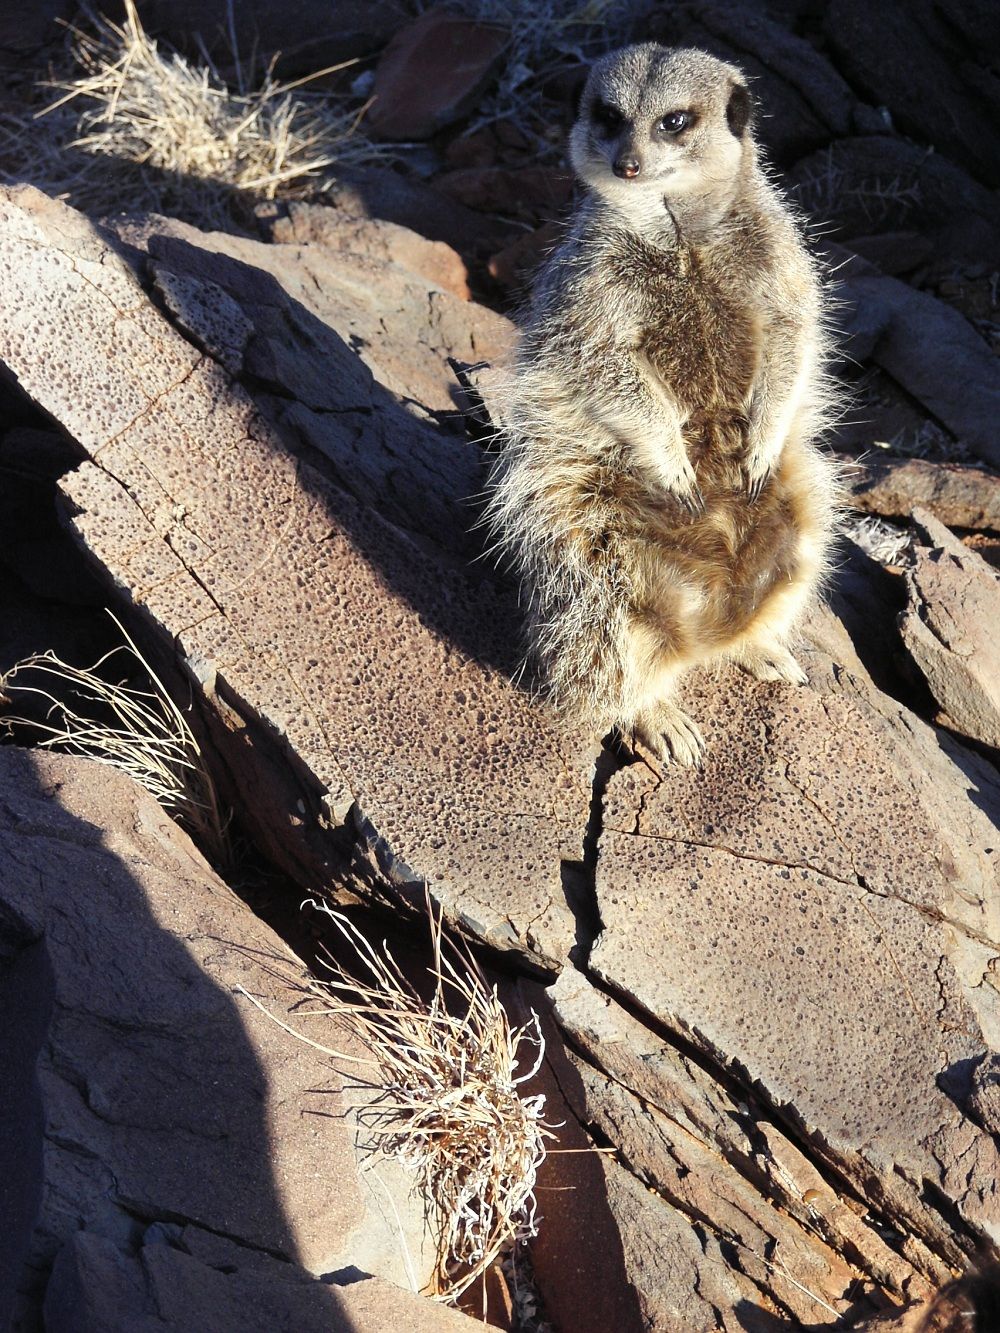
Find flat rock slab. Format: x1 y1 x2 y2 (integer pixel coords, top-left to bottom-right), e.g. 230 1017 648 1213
548 969 937 1319
0 186 588 970
840 454 1000 533
46 1229 482 1333
0 747 436 1323
593 660 1000 1260
901 509 1000 748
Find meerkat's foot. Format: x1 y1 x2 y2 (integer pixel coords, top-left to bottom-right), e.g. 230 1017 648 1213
633 702 706 768
735 645 808 685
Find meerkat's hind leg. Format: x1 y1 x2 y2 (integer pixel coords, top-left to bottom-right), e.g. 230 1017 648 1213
731 642 808 685
631 699 706 768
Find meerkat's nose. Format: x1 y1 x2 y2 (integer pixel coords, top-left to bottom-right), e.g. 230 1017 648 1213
613 156 641 179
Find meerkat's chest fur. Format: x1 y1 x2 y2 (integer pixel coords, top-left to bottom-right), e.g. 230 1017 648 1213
612 223 773 480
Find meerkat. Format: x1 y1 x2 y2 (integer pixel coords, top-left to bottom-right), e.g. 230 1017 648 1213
483 43 841 765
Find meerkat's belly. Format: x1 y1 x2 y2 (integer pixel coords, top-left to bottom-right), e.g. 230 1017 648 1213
639 477 804 653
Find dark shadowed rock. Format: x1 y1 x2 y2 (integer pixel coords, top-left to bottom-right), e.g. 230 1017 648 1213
901 509 1000 748
647 2 859 164
367 7 508 141
433 166 573 225
45 1230 481 1333
789 137 1000 265
0 0 70 57
823 0 1000 189
0 746 435 1323
118 1 407 79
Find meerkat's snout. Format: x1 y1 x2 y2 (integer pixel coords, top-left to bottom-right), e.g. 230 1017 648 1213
613 155 641 179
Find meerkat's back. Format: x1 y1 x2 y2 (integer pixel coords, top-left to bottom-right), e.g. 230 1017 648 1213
485 43 841 765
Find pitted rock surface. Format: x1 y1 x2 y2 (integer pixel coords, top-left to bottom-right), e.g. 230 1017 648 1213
593 663 1000 1257
0 186 587 969
0 747 435 1323
109 211 509 556
901 509 1000 749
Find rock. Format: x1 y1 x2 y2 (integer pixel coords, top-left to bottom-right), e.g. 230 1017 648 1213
262 200 471 299
548 970 937 1315
788 137 1000 266
823 1 1000 189
486 222 561 295
900 509 1000 748
45 1230 482 1332
109 209 509 554
5 181 1000 1325
844 232 935 278
120 0 407 80
646 2 858 165
839 454 1000 533
0 186 589 973
836 266 1000 470
367 7 508 141
0 0 70 57
277 166 513 263
591 639 1000 1264
432 167 573 225
0 746 435 1322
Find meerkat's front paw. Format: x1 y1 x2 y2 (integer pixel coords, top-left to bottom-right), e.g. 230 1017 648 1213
633 702 706 768
662 454 704 516
741 449 774 503
735 645 808 685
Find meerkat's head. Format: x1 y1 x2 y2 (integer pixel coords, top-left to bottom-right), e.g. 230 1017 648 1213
569 44 755 233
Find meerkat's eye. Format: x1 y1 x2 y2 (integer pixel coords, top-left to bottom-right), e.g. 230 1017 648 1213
657 110 693 136
592 100 625 135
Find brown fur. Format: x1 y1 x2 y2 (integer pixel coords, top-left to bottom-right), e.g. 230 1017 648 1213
484 45 842 764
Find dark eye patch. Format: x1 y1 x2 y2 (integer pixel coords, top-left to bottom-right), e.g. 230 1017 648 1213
592 100 625 135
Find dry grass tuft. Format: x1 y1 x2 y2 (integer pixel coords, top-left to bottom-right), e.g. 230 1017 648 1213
1 615 227 861
844 511 912 566
244 896 553 1302
0 0 383 227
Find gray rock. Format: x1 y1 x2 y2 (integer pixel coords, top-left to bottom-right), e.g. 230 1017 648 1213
45 1229 481 1332
0 746 434 1323
837 268 1000 469
901 509 1000 747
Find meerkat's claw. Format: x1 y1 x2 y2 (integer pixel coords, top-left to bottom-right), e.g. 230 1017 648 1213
736 646 808 685
680 483 705 516
634 704 706 768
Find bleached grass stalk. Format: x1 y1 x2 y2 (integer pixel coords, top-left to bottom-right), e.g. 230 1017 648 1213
245 896 553 1302
843 512 911 566
2 0 383 226
1 615 226 860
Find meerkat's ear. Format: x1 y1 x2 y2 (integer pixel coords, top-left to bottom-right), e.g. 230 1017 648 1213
726 82 753 138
